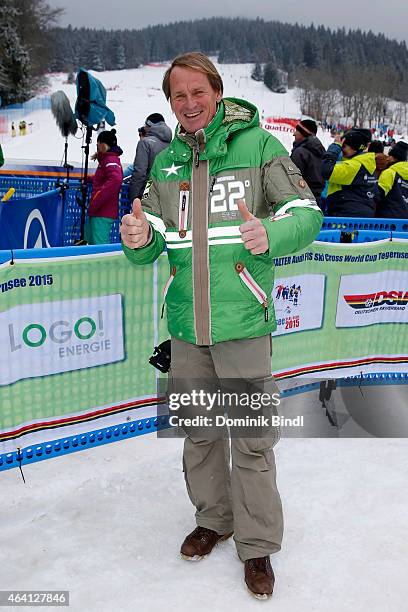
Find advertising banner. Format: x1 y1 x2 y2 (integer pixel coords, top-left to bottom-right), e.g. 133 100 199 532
335 270 408 327
0 294 124 386
0 188 64 249
0 239 407 455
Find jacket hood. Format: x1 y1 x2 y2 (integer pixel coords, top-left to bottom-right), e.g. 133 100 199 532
147 122 172 144
293 135 325 158
353 151 376 174
391 160 408 180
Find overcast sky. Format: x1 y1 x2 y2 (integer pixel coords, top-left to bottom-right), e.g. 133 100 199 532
49 0 407 42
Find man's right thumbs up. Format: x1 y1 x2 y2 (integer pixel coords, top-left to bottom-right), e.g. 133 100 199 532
120 198 151 249
132 198 145 220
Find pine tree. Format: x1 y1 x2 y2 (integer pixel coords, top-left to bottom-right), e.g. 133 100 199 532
263 61 281 92
115 42 126 70
92 45 104 71
0 3 31 105
251 62 263 82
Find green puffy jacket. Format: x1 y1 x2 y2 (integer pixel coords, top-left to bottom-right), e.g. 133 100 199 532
123 98 322 345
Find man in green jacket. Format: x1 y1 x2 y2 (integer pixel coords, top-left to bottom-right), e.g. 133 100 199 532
120 52 322 599
0 144 4 168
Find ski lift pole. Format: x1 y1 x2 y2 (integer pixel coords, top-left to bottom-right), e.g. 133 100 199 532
77 125 93 244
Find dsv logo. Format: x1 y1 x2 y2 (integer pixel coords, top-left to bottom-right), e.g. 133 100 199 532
344 290 408 310
9 312 104 351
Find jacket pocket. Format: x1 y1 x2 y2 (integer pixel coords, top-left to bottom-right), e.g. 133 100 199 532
161 266 176 319
235 262 269 322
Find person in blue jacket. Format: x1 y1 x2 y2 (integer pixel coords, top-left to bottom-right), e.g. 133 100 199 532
322 128 377 217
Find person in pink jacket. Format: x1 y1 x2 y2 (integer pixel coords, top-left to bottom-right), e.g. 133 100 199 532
85 128 123 244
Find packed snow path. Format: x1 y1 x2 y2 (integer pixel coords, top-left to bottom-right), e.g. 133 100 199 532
3 434 407 612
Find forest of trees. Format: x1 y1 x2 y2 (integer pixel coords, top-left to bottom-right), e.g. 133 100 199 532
0 0 60 105
47 18 408 99
2 11 408 120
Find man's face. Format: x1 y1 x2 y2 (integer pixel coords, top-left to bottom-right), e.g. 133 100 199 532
293 129 304 144
169 66 222 134
341 142 356 158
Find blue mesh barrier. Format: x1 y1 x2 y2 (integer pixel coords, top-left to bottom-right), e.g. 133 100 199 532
318 229 408 243
1 176 408 245
1 372 407 472
322 216 408 233
0 177 131 245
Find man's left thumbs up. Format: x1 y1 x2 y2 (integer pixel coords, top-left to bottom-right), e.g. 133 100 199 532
237 199 269 255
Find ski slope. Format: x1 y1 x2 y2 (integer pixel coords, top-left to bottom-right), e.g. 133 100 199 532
1 62 332 166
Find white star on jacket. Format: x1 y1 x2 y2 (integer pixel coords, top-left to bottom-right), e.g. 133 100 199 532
162 163 183 177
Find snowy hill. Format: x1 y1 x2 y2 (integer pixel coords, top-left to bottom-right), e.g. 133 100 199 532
1 62 332 166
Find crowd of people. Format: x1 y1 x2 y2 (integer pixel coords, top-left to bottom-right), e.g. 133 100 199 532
290 120 408 218
86 113 407 246
2 91 407 244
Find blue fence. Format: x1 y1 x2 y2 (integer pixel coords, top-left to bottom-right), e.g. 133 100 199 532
1 175 408 246
0 97 51 113
0 177 131 245
2 372 407 472
322 217 408 233
317 229 408 243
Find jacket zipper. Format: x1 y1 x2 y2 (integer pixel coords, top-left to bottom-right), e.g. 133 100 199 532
178 181 190 238
161 266 176 319
235 262 269 322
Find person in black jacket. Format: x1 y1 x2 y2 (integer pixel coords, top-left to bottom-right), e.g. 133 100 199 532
291 119 326 210
129 113 172 202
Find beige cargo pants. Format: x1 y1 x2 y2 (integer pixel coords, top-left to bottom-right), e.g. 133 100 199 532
170 335 283 561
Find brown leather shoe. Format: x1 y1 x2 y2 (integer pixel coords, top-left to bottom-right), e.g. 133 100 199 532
180 526 234 561
244 556 275 600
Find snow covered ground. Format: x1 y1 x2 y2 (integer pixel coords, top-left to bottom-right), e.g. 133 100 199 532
3 433 407 612
0 62 333 165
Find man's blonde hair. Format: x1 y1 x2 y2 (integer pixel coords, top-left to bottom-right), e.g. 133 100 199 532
162 52 224 100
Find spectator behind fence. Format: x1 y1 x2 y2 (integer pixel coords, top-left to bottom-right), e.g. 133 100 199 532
129 113 172 202
0 144 4 168
376 141 408 218
368 140 384 154
322 128 377 217
290 119 326 210
85 129 123 245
